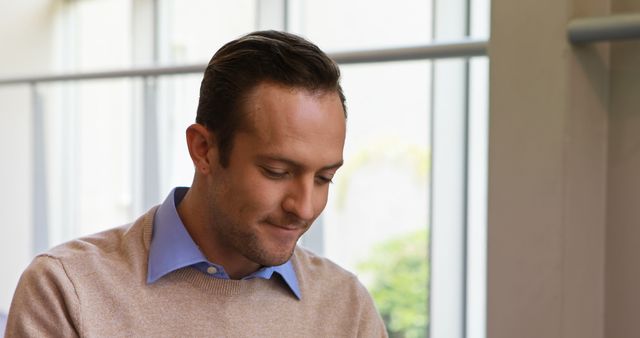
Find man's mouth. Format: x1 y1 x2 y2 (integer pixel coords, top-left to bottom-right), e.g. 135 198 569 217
265 221 301 231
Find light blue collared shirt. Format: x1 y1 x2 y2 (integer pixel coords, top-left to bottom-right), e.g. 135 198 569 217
147 187 301 300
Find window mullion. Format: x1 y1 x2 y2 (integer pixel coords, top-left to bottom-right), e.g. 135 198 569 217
430 0 470 336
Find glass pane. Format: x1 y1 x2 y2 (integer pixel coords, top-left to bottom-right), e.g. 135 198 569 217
288 0 433 52
156 74 202 192
158 0 257 64
323 61 431 337
0 86 33 313
65 0 132 70
40 79 136 246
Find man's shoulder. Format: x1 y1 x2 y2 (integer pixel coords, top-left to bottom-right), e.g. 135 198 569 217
292 246 350 272
45 223 132 260
33 207 157 275
291 246 362 288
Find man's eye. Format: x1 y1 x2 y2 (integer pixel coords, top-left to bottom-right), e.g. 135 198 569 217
262 167 288 179
315 175 334 185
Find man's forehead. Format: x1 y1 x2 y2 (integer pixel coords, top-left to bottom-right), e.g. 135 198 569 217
242 82 343 114
241 84 344 136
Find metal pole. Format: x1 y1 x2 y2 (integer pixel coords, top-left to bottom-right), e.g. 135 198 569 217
568 13 640 43
332 41 487 64
0 40 488 86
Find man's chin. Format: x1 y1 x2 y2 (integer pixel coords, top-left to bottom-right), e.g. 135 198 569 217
256 247 296 267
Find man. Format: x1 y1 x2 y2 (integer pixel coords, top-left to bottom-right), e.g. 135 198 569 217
5 31 387 337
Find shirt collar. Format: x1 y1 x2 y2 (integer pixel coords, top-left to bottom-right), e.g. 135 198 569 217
147 187 301 299
250 260 301 300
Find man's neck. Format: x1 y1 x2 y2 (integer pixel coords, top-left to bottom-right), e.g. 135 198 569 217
176 186 261 279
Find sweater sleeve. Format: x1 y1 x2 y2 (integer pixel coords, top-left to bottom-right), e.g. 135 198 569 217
5 255 81 338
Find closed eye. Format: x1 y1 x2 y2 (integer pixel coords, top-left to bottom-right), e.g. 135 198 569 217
315 175 334 185
261 166 288 179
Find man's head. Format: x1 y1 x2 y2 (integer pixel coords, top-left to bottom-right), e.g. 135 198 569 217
184 31 346 276
195 30 346 167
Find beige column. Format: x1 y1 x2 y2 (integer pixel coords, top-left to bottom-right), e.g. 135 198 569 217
488 0 610 336
605 1 640 338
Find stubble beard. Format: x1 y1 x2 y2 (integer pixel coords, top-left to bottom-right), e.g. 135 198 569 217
206 179 309 268
237 227 297 266
209 204 304 268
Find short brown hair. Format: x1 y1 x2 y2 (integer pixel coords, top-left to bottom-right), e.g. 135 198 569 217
195 30 346 167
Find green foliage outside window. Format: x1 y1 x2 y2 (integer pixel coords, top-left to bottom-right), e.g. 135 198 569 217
359 229 429 338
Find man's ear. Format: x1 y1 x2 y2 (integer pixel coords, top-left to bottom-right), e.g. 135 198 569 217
186 124 217 174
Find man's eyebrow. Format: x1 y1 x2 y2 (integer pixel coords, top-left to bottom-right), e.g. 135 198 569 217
256 155 343 171
321 160 344 171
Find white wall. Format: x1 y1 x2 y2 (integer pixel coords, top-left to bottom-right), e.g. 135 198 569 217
0 0 58 312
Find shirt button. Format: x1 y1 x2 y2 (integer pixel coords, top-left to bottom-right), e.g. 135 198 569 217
206 266 218 275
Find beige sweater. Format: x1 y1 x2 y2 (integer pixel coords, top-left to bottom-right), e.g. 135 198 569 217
5 208 387 338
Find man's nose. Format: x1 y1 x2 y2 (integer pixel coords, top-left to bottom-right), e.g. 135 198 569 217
282 176 315 221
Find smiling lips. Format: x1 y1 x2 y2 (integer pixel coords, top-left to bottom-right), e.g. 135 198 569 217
263 222 305 243
263 219 308 236
264 215 307 230
266 222 303 232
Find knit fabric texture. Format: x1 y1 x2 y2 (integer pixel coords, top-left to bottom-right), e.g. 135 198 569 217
5 207 387 337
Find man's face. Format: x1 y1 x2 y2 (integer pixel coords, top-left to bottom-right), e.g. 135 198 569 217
204 82 346 268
